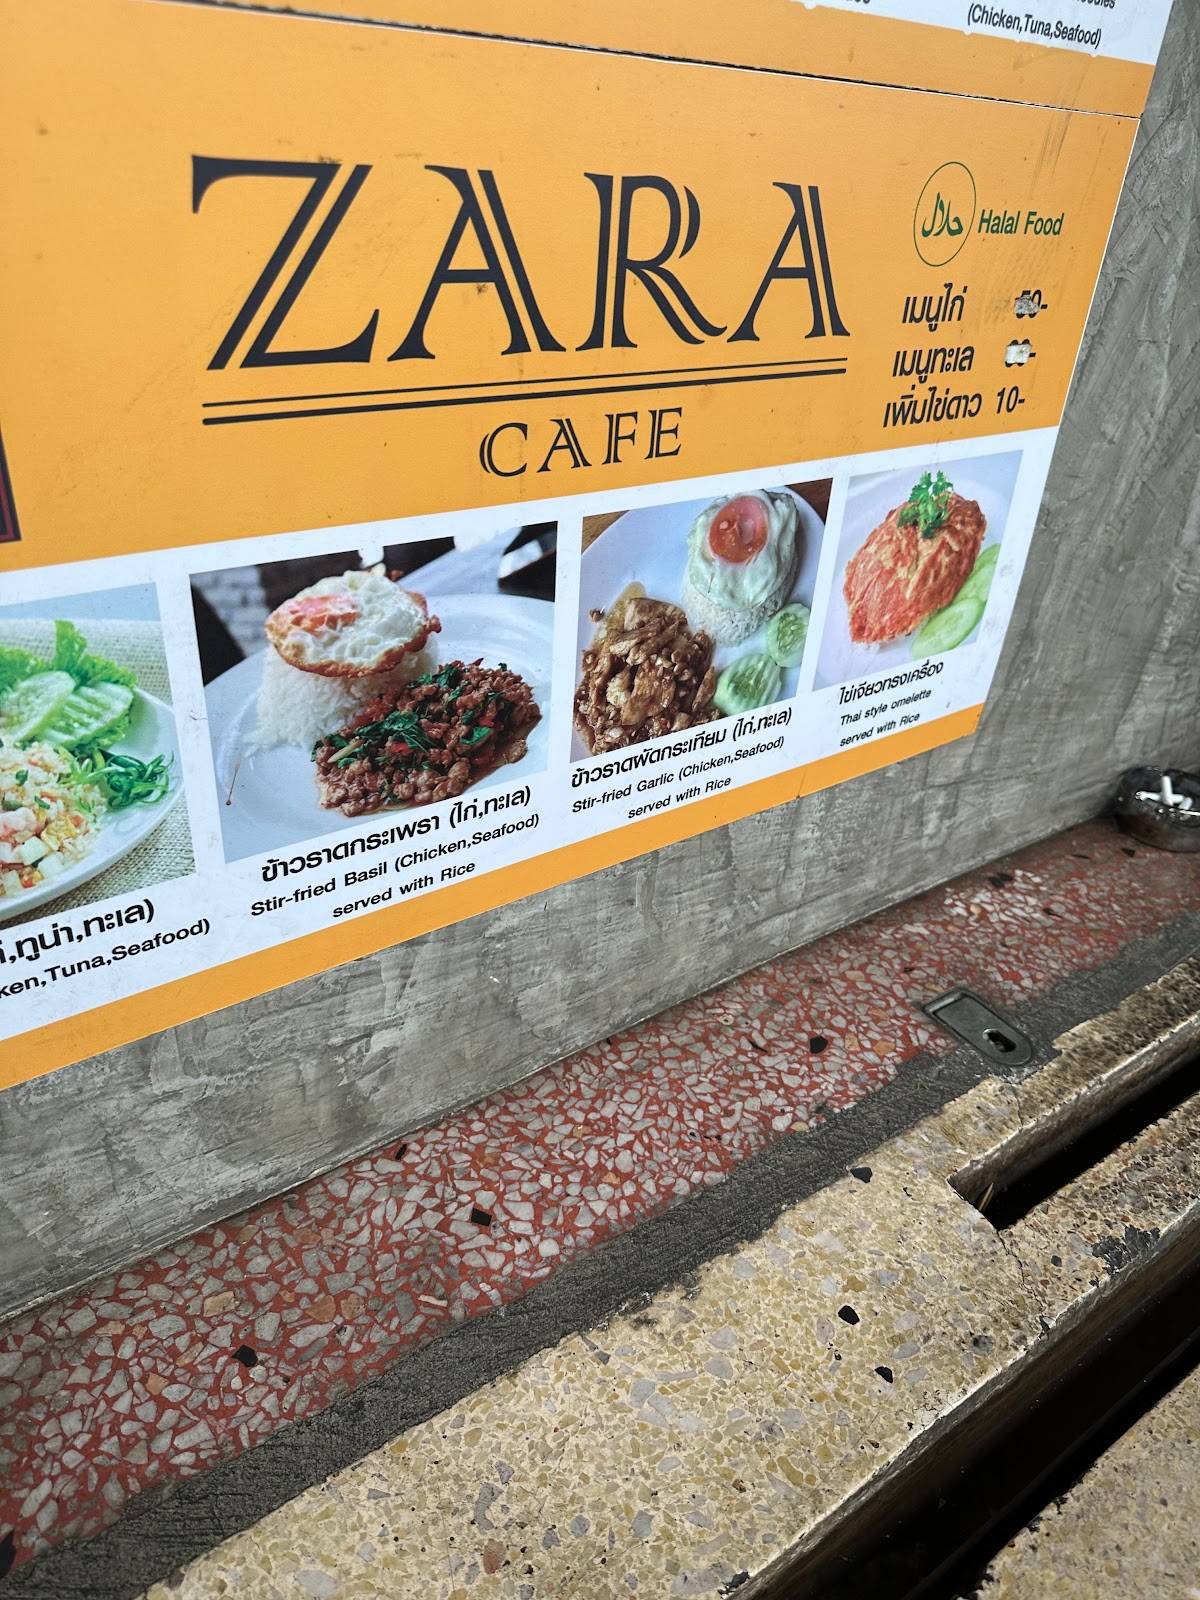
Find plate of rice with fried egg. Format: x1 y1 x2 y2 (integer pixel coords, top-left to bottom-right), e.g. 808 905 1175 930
204 567 553 863
571 488 825 760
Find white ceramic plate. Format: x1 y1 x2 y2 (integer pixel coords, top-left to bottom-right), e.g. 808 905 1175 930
0 689 183 924
572 489 826 759
207 593 554 863
814 459 1015 690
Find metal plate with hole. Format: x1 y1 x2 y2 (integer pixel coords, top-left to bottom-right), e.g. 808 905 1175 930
922 988 1034 1068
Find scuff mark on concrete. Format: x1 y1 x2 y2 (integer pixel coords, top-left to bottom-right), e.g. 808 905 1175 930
1092 1223 1162 1275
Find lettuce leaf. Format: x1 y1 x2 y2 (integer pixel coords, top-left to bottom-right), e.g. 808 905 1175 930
0 646 45 697
51 620 137 689
0 621 139 731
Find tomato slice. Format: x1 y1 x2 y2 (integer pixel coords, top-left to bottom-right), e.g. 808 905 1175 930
706 496 769 564
281 592 360 633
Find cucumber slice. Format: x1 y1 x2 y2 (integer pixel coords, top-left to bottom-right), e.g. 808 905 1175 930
765 603 810 668
912 595 985 660
958 545 999 607
713 652 782 717
38 682 134 749
0 671 75 742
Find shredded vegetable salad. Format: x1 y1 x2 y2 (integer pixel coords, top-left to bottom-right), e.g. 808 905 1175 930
0 738 106 898
0 620 175 901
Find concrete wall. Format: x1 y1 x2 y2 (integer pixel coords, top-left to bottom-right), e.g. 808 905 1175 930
1 3 1197 1321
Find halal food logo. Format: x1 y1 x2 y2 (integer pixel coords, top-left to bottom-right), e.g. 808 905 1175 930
913 162 976 267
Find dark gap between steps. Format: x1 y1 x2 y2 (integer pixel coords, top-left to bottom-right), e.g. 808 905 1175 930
769 1238 1200 1600
955 1049 1199 1230
914 1253 1200 1600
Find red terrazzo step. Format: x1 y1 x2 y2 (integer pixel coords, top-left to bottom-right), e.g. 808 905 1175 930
1 822 1198 1577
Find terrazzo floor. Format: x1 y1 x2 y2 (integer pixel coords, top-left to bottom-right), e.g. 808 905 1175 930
972 1362 1200 1599
137 951 1200 1600
2 820 1199 1583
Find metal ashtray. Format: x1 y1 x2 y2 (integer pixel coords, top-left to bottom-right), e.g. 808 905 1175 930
1113 766 1200 853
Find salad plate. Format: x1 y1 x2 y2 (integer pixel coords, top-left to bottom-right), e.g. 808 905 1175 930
0 624 184 924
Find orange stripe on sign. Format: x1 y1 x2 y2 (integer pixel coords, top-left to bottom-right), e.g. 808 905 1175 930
0 706 982 1092
223 0 1156 118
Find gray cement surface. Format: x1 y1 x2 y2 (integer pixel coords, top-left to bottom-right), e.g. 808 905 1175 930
6 907 1199 1600
1 0 1198 1324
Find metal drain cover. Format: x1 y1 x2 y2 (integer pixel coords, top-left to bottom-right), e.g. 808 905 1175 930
923 987 1034 1068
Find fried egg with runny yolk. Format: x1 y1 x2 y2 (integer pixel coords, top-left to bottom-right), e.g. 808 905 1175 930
687 493 799 610
264 569 441 679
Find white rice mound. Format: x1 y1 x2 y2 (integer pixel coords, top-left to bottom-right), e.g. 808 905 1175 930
680 568 792 646
246 644 435 754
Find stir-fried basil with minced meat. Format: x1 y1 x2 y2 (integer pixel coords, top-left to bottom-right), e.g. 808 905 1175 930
312 660 538 814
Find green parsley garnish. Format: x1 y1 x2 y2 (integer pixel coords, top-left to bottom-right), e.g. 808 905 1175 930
898 470 954 539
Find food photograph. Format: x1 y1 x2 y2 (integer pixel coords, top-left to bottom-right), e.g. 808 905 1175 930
0 586 189 926
573 483 830 758
193 523 557 862
813 451 1022 690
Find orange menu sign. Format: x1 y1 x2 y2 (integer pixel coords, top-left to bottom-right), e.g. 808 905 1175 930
200 0 1173 116
2 0 1138 569
0 0 1164 1086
